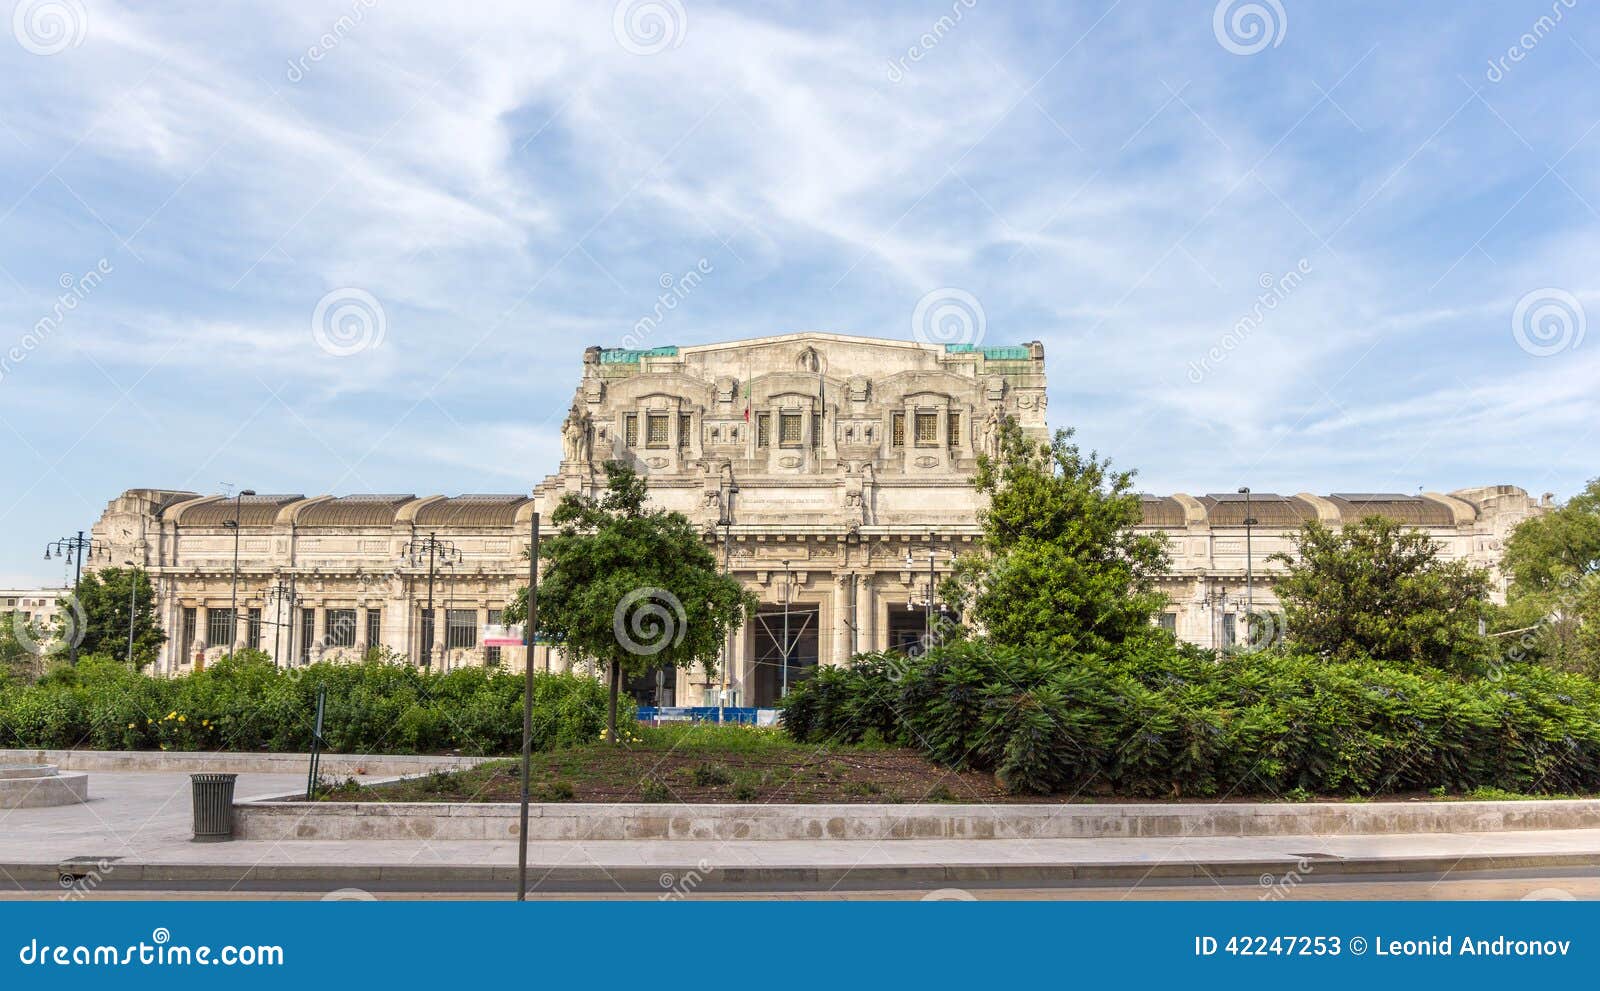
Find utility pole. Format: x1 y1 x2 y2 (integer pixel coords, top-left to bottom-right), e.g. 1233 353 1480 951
403 533 461 669
226 489 256 658
44 531 97 666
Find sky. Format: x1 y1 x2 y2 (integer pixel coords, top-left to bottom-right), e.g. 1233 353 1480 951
1 0 1597 587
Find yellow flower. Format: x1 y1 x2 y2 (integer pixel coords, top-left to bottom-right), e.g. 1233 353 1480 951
177 715 185 722
127 722 135 728
167 711 176 719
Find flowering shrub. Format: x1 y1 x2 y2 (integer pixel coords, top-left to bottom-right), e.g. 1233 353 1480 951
0 652 617 755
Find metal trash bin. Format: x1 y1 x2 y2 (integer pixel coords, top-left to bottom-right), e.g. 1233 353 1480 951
190 772 238 842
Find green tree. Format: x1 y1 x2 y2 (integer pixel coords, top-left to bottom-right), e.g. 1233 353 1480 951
1270 515 1492 672
947 418 1169 654
1494 480 1600 675
58 567 165 670
506 462 755 741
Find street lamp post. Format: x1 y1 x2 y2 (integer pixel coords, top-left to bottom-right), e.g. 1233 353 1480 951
905 533 940 649
1237 486 1256 647
264 576 296 666
717 461 738 723
225 489 257 659
781 558 792 699
44 531 97 666
402 533 461 670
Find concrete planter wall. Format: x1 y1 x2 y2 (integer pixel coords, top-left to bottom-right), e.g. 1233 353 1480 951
231 797 1600 843
0 748 492 779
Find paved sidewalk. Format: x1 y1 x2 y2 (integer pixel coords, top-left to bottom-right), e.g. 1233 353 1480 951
6 771 1600 890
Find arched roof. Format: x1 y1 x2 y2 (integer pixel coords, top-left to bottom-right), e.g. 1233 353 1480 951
1134 492 1478 528
1198 493 1319 526
1136 496 1187 527
1327 493 1459 526
175 494 306 526
295 494 418 527
413 495 534 527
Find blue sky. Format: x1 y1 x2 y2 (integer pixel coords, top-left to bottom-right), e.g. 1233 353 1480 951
1 0 1597 586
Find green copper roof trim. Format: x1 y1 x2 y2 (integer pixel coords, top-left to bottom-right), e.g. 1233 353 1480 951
943 344 1031 360
599 346 679 363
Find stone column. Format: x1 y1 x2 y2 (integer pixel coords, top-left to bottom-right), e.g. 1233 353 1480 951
731 620 751 707
855 574 874 656
831 574 851 667
477 606 490 667
309 607 325 663
193 605 208 669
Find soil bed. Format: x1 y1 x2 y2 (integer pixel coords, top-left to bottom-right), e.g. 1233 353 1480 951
318 724 1593 805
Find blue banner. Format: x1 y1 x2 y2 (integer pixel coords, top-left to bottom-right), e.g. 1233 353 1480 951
3 902 1593 988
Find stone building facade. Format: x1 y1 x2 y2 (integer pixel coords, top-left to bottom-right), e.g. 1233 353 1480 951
87 333 1547 704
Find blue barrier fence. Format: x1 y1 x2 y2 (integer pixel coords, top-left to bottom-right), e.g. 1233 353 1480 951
635 706 769 725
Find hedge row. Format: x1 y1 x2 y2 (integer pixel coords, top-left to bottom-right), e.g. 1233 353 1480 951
0 652 619 755
780 641 1600 796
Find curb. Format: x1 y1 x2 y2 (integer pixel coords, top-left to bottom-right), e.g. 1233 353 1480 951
20 850 1600 890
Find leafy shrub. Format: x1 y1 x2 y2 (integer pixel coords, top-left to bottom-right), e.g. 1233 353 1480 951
0 652 618 756
781 640 1600 797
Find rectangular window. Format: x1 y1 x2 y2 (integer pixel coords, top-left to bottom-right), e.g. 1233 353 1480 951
756 412 771 448
207 608 233 647
678 413 692 448
892 412 905 447
1158 612 1177 634
366 608 382 650
914 411 938 447
779 411 802 447
180 607 196 662
811 412 822 448
446 609 478 649
947 412 961 447
486 608 503 667
1221 613 1237 648
624 413 638 448
646 413 669 448
420 608 435 663
299 608 316 664
246 608 262 651
326 609 357 647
